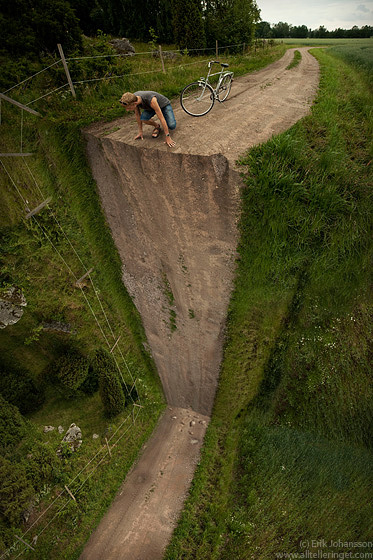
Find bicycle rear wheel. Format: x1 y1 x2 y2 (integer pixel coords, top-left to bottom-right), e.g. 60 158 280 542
218 74 233 102
180 82 215 117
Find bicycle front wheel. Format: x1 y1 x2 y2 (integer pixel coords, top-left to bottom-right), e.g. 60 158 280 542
180 82 215 117
218 74 233 102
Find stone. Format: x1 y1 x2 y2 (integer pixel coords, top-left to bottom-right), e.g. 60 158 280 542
108 38 135 55
44 425 55 433
92 434 99 439
190 439 199 445
58 426 64 434
0 287 27 329
43 321 77 335
60 423 82 451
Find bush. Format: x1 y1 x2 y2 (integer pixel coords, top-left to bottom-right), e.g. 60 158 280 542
0 362 45 414
23 441 61 490
0 395 28 449
52 350 90 397
0 457 34 526
79 364 99 395
95 350 125 417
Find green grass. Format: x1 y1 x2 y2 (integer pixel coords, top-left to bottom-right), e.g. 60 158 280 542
286 49 301 69
164 46 372 560
278 37 373 47
0 39 288 559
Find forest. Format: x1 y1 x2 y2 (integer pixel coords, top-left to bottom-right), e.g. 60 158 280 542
2 0 371 62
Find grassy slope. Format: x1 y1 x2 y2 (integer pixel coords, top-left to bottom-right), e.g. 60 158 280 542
0 42 287 558
164 47 372 559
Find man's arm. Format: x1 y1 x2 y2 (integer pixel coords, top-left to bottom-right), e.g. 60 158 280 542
134 106 143 140
150 97 175 147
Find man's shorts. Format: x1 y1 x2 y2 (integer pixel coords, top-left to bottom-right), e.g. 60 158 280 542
140 103 176 130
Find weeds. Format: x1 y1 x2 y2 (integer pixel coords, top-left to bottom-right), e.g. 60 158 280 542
286 49 301 69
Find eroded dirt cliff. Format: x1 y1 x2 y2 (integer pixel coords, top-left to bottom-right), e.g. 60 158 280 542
84 135 240 415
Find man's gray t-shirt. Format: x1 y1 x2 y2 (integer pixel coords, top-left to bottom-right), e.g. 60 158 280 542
134 91 170 111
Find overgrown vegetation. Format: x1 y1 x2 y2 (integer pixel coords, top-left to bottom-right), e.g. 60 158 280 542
164 46 372 559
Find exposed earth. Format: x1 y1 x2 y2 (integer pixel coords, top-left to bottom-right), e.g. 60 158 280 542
81 47 320 560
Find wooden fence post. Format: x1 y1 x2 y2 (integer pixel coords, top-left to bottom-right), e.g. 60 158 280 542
64 485 77 501
57 44 76 99
0 93 41 117
105 437 112 457
15 535 35 552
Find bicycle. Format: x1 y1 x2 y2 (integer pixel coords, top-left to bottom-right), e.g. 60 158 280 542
180 60 234 117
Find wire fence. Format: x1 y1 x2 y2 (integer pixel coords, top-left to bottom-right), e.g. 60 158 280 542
1 39 273 110
0 154 148 559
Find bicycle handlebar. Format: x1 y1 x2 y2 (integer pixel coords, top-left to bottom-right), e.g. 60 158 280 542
208 60 229 67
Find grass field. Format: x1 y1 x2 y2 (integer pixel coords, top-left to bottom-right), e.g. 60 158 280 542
164 44 373 560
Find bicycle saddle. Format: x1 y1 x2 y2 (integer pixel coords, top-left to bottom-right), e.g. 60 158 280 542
221 63 229 67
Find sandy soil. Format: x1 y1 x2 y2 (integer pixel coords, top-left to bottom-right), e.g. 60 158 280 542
79 407 209 560
80 47 320 560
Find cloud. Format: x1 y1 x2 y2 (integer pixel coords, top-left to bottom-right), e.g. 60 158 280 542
356 4 369 12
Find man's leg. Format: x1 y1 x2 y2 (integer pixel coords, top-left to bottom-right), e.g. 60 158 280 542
140 110 160 133
162 104 176 130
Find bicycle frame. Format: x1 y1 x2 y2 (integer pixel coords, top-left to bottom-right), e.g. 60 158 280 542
197 61 233 102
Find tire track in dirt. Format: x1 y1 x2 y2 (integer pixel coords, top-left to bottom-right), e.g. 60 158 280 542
80 47 320 560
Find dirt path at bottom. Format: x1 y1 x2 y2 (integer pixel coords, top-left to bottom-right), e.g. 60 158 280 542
79 408 209 560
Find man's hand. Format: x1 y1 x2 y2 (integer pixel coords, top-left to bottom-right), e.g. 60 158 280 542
135 132 143 140
165 136 176 148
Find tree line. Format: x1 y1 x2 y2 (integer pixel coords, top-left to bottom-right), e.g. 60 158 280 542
0 0 261 59
256 21 373 39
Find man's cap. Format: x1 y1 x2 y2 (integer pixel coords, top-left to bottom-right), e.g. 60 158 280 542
120 92 137 105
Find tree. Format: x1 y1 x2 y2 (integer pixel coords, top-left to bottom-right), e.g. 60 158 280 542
0 0 82 58
312 25 329 38
204 0 260 48
95 350 125 417
256 21 272 38
271 21 291 38
290 25 308 38
173 0 205 50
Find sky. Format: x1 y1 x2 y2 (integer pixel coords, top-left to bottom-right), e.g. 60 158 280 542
257 0 373 30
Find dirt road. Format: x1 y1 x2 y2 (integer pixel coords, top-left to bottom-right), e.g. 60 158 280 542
81 47 320 560
79 408 209 560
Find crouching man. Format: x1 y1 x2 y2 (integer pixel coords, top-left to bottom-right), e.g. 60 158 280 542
120 91 176 147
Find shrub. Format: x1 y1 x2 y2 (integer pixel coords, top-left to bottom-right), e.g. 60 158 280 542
0 362 44 414
95 350 125 417
23 441 61 490
79 364 99 395
52 351 90 396
0 457 34 526
0 394 28 449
